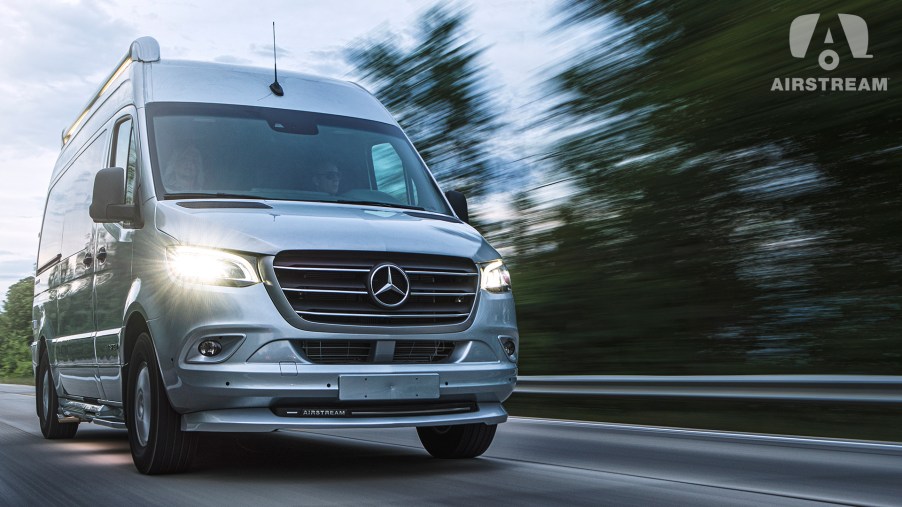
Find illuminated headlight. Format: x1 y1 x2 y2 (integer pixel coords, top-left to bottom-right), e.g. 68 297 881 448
480 260 512 293
166 246 260 287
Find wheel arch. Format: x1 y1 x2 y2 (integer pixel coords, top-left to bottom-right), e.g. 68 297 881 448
34 336 48 417
121 307 151 404
121 305 181 412
34 336 48 380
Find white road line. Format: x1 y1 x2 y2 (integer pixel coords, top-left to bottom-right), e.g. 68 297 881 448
284 429 863 506
511 416 902 452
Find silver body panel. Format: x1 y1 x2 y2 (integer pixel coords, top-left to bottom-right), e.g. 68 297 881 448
32 40 518 432
147 61 396 124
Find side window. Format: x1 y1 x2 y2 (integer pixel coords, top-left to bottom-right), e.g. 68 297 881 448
112 118 138 204
372 143 407 202
37 186 66 273
59 135 107 259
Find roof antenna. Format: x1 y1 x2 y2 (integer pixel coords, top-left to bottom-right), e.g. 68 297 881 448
269 22 284 96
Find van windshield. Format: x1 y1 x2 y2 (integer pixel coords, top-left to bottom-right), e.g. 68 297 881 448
145 102 452 215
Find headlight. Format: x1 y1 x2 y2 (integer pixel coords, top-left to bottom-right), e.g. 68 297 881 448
481 260 512 293
166 246 260 287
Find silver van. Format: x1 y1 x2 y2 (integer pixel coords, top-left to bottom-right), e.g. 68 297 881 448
32 37 518 474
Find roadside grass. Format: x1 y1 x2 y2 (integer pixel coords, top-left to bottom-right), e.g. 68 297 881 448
0 376 34 386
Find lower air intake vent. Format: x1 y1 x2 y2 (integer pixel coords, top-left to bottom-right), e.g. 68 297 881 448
299 340 372 364
295 340 456 364
393 341 455 363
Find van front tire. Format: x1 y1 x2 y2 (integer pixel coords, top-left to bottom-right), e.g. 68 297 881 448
36 349 78 439
417 423 497 458
126 332 197 474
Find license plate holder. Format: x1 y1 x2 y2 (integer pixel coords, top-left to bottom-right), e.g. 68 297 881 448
339 374 440 401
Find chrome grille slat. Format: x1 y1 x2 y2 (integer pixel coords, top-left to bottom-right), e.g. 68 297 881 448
275 266 370 273
283 288 368 295
296 311 469 319
406 270 479 277
410 291 476 297
272 251 478 326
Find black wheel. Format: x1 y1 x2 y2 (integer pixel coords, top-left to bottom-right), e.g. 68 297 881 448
126 332 197 474
36 349 78 439
416 423 497 458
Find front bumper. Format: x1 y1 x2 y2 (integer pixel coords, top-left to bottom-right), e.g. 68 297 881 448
143 280 519 430
181 402 507 432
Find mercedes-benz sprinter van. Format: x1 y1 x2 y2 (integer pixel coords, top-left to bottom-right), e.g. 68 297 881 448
32 37 518 474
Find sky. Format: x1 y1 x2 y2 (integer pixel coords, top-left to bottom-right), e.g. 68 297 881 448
0 0 576 302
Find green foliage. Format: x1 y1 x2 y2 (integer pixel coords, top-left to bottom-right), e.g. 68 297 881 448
346 5 501 198
340 1 902 375
0 277 35 378
511 0 902 374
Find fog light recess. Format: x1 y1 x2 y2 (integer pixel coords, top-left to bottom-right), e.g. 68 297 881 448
199 340 223 357
498 336 517 360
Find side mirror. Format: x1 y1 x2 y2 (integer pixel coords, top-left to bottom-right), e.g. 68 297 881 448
445 190 469 224
89 167 137 223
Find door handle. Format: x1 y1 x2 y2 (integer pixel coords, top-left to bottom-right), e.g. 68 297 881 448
82 253 93 267
96 247 107 264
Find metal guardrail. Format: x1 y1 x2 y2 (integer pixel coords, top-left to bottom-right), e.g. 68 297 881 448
514 375 902 403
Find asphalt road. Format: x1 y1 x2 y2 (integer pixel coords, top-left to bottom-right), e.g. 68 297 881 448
2 383 901 506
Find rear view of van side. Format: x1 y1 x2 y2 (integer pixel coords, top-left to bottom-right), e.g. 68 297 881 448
32 37 518 474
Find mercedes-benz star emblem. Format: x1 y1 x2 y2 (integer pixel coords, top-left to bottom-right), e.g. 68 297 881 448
368 263 410 308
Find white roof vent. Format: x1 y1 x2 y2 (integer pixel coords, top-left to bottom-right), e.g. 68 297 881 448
130 36 160 62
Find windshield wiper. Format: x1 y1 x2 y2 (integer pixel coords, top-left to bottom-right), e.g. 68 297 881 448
165 192 270 200
334 199 426 211
165 194 429 213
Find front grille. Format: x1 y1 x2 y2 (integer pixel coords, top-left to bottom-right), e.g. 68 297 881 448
273 251 479 326
295 340 456 364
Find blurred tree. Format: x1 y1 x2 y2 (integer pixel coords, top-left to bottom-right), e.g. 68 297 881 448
0 277 35 378
346 5 501 199
514 0 902 374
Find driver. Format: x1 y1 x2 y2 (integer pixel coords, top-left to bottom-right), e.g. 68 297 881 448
312 161 341 195
163 145 204 192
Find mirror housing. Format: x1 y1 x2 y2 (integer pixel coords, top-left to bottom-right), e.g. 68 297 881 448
90 167 138 223
445 190 469 224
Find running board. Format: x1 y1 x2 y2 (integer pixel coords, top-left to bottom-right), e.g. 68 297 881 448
59 398 125 429
92 418 126 429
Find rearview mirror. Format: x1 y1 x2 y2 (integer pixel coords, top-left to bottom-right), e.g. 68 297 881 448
90 167 138 223
445 190 468 224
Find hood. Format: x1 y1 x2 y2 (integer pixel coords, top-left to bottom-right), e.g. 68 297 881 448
154 200 501 262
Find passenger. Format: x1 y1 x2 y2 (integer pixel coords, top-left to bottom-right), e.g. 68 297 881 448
163 145 204 192
312 161 341 195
